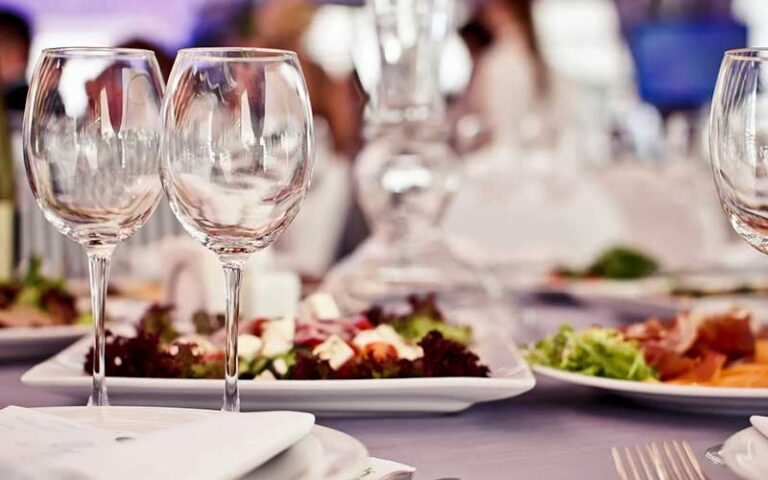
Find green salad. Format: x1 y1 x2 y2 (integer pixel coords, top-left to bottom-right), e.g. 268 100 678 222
0 257 90 327
525 324 657 381
554 246 659 280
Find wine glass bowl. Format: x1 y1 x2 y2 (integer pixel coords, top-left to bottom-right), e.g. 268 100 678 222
161 48 314 411
322 0 494 313
163 49 313 259
710 48 768 253
23 47 165 406
24 48 164 248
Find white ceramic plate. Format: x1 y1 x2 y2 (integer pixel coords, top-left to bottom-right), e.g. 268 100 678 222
22 334 535 415
0 324 90 361
553 271 768 316
0 297 150 362
533 365 768 415
35 406 368 480
721 427 768 480
561 277 673 300
551 270 768 300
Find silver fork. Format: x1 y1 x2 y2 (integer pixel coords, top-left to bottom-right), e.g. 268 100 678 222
611 440 708 480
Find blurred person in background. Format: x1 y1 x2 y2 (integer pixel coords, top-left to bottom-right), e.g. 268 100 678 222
455 0 547 145
0 9 31 117
446 0 626 271
94 40 179 279
189 0 362 157
250 0 361 278
253 0 362 157
615 0 732 35
118 39 174 81
183 0 362 278
606 0 748 269
189 0 252 48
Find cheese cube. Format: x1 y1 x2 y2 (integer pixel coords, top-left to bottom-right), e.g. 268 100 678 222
238 334 263 362
261 315 295 357
312 335 354 370
303 293 341 320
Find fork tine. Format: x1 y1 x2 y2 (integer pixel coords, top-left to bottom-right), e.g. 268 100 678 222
681 442 707 480
662 441 684 480
615 441 705 480
625 446 643 480
672 441 697 480
648 443 670 480
635 445 654 480
613 447 630 480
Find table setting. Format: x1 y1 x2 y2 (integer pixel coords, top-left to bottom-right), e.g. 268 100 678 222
5 0 768 479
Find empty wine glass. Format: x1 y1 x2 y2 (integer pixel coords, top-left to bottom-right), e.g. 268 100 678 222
710 49 768 252
23 48 165 406
161 48 314 412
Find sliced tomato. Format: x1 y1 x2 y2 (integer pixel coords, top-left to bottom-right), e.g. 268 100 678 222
243 318 268 336
202 351 225 362
353 316 373 331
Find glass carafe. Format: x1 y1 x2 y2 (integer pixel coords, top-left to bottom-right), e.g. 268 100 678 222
324 0 499 314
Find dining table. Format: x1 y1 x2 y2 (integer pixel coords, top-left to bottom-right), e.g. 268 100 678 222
0 299 750 480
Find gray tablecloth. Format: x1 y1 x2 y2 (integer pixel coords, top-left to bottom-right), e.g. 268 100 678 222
0 303 749 480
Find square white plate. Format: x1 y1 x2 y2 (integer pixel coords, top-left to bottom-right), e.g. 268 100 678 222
22 334 535 415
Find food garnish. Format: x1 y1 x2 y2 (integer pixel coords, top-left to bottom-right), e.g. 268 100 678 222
84 294 490 380
553 245 659 280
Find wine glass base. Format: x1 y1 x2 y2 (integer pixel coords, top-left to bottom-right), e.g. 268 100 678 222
87 394 109 407
221 389 240 412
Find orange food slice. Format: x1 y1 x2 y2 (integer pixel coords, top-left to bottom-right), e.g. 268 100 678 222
755 339 768 365
668 351 726 384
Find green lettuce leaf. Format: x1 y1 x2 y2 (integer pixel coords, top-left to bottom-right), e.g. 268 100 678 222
526 324 657 381
390 314 472 345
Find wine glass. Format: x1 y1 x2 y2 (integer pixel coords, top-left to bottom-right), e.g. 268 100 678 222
710 48 768 253
707 47 768 464
23 48 165 406
161 48 314 412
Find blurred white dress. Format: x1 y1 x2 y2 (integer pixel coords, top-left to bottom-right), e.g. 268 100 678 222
273 118 352 278
443 25 761 275
461 30 537 142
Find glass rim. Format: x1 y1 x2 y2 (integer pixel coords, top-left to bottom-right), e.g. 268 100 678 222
41 47 157 59
724 48 768 61
176 47 297 62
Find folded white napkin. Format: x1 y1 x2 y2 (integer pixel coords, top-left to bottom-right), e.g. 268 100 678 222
0 406 314 480
752 415 768 438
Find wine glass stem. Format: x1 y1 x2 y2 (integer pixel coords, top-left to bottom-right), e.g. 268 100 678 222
87 247 113 407
222 259 245 412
